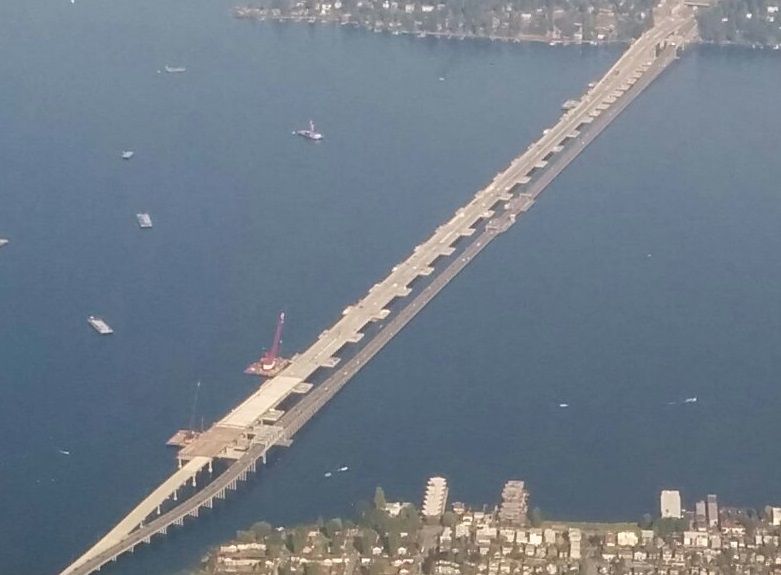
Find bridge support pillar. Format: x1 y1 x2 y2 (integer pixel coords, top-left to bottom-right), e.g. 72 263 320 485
173 489 178 502
262 452 267 465
208 460 213 474
192 475 197 488
157 505 161 515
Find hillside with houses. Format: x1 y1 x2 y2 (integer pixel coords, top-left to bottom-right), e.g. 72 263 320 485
696 0 781 46
193 479 781 575
234 0 781 46
234 0 656 45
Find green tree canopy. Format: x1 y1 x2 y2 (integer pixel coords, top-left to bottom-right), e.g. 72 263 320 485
324 518 343 538
288 527 308 554
251 521 273 539
374 487 387 510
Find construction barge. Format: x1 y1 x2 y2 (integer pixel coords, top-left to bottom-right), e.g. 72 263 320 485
87 316 114 335
245 312 290 377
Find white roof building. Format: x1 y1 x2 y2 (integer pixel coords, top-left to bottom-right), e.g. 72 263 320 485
766 506 781 526
617 531 639 547
660 489 682 519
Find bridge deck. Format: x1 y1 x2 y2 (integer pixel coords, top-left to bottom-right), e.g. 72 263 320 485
179 427 244 458
60 456 211 575
220 375 304 428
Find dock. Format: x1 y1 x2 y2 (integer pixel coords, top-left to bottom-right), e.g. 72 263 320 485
166 430 201 448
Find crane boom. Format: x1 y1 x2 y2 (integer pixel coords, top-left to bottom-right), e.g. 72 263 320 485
263 312 285 364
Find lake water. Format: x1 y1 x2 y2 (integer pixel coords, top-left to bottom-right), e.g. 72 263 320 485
1 1 780 574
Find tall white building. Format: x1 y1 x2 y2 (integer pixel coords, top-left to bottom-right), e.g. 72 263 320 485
660 489 682 519
765 506 781 526
499 480 529 525
707 494 719 528
422 476 449 518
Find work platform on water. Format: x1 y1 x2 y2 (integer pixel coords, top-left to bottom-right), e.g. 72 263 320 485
58 6 697 575
244 312 290 377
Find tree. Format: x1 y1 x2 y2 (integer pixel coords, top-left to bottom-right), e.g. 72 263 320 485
251 521 273 539
442 510 457 528
374 486 388 510
357 527 380 555
385 530 402 556
324 518 343 538
236 529 256 543
398 504 422 533
268 529 286 549
653 517 687 539
266 542 283 559
638 513 653 530
737 514 759 538
288 527 308 554
355 500 372 524
529 507 544 527
331 532 348 554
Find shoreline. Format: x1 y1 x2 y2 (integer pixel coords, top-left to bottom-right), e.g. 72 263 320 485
232 8 632 47
232 8 781 50
198 483 781 575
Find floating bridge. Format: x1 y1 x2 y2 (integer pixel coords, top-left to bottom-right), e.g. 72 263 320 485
59 7 697 575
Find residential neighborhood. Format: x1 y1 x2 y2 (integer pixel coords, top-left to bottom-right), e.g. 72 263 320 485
233 0 655 45
196 479 781 575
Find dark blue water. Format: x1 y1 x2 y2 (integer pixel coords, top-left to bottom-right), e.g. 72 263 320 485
2 0 780 573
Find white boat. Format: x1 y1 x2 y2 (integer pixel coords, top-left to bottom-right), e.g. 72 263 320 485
293 120 323 141
87 315 114 335
558 403 569 408
338 466 349 472
683 397 697 404
324 471 332 478
58 449 71 456
0 238 8 248
164 65 187 73
136 213 153 229
121 150 135 160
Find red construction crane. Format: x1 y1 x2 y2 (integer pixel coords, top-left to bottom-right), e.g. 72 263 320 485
244 312 291 378
261 312 285 370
